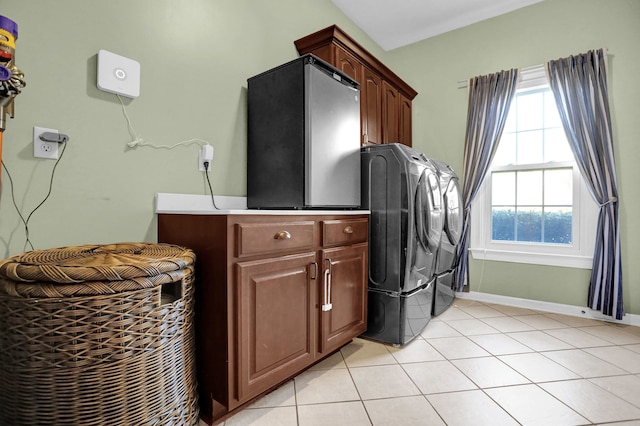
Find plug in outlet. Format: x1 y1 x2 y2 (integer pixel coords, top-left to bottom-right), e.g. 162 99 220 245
199 144 214 172
33 127 59 160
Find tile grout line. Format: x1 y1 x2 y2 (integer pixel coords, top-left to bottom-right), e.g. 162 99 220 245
222 300 640 425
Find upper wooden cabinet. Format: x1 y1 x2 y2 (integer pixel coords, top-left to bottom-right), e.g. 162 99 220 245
295 25 417 147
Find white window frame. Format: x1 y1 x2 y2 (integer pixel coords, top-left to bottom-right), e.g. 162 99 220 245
469 66 598 269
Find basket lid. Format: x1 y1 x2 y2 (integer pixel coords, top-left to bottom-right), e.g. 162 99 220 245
0 242 195 285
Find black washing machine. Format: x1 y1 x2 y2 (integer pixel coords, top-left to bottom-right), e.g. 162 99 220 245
360 143 443 345
431 159 463 316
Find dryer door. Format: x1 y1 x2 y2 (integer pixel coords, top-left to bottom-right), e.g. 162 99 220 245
415 170 443 255
443 178 463 246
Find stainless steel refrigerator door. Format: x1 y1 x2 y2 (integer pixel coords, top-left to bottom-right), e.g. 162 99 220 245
304 64 361 207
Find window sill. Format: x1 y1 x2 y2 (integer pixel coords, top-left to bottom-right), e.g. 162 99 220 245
469 247 593 269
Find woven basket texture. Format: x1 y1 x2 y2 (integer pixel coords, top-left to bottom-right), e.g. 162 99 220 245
0 242 199 426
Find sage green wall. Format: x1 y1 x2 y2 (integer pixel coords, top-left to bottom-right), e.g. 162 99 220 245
1 0 638 316
385 0 640 315
0 0 381 254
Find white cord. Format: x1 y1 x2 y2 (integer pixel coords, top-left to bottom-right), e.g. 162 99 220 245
117 94 212 149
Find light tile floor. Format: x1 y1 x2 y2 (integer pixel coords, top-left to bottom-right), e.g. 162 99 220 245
208 299 640 425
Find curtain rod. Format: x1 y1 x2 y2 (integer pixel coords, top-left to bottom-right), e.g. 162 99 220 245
456 63 542 85
456 48 610 86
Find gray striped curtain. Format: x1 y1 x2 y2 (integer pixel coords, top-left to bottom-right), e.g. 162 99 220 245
454 69 520 291
546 49 623 320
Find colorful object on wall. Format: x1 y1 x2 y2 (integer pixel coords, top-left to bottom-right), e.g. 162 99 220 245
0 15 26 182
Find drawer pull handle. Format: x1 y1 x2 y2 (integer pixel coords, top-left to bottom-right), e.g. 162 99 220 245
343 226 354 234
274 230 291 240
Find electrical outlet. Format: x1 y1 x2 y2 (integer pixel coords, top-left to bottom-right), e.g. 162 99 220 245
198 153 209 172
198 144 214 172
33 126 59 160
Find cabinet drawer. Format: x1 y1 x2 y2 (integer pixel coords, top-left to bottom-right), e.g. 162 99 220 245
321 218 368 247
236 221 315 257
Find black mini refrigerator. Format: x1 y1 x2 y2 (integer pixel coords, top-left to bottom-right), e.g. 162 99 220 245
247 54 361 209
360 144 443 345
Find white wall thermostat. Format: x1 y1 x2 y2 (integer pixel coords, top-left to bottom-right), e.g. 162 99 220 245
97 49 140 98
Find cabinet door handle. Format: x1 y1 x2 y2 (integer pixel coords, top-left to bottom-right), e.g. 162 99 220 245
310 262 318 280
274 230 291 240
322 269 332 312
322 258 332 312
343 225 354 234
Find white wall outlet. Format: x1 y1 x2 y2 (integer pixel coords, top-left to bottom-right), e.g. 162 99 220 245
97 49 141 98
33 126 59 160
199 144 214 172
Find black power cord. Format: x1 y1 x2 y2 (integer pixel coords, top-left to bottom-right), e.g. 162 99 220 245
1 141 68 251
1 159 29 248
203 161 219 210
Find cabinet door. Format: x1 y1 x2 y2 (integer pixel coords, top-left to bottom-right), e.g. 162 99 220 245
236 252 317 402
335 48 361 82
400 93 412 147
319 243 368 354
362 67 383 146
383 81 400 144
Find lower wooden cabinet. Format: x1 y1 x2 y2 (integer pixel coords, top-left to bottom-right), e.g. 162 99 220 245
157 213 368 425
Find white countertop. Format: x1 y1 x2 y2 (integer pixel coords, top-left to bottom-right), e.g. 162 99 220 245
155 193 369 215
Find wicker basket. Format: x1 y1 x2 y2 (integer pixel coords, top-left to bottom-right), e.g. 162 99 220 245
0 242 199 426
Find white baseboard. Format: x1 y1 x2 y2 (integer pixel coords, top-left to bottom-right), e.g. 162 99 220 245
455 291 640 327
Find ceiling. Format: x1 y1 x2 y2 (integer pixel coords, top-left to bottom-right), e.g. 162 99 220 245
331 0 544 51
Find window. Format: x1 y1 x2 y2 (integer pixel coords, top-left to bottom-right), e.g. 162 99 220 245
470 66 598 268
